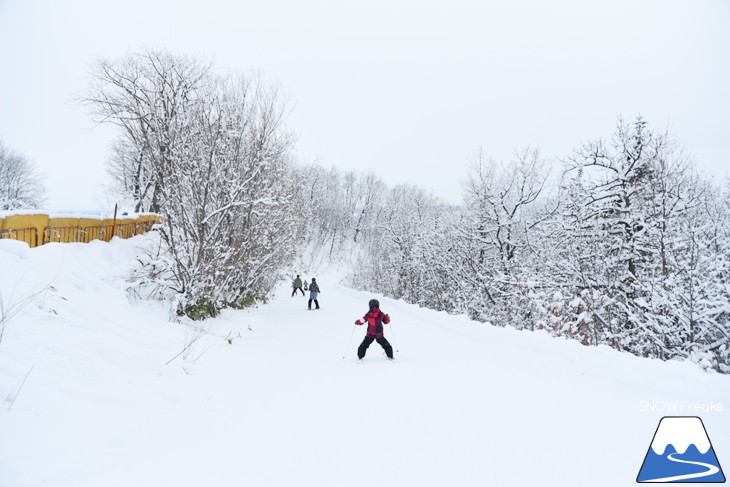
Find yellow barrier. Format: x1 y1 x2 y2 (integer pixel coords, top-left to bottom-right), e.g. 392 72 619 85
45 217 82 244
135 214 160 235
1 214 49 248
100 219 116 242
116 218 137 239
0 212 161 248
78 217 104 243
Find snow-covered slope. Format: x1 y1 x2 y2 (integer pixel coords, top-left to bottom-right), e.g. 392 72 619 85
1 235 728 487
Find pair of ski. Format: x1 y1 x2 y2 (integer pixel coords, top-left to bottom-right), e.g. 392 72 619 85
355 353 398 364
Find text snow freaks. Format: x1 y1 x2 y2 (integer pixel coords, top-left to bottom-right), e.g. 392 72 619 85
639 401 724 413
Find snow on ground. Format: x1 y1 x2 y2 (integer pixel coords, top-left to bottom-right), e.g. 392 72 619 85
1 235 728 487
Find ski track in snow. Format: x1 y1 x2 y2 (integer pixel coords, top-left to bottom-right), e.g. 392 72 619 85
0 236 729 487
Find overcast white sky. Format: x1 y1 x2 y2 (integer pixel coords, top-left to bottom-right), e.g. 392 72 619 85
0 0 728 210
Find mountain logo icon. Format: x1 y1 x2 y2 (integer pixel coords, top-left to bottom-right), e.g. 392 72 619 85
637 416 725 483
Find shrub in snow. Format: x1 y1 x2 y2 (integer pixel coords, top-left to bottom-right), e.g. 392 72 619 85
86 51 305 319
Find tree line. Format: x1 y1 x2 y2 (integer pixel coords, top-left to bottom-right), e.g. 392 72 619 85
86 50 729 373
341 119 730 373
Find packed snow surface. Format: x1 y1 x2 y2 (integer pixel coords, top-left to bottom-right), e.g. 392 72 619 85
1 235 728 487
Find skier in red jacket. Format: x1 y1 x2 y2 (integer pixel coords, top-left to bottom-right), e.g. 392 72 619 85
355 299 393 359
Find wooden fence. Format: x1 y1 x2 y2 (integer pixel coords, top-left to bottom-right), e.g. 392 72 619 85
0 213 162 248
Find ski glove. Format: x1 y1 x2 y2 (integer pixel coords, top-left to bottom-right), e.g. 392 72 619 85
355 320 363 325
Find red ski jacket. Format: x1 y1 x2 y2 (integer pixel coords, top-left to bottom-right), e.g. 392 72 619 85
356 307 390 338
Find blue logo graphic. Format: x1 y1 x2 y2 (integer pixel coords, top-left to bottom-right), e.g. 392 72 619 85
637 416 725 483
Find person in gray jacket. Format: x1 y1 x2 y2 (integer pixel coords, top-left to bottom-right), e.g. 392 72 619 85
308 278 320 310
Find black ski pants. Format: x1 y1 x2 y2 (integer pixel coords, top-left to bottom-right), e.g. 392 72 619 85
308 298 319 309
358 335 393 359
292 287 305 297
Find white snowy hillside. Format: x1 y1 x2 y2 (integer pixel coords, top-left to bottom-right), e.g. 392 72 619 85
1 234 729 487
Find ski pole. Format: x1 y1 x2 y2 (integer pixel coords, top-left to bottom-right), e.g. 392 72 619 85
389 322 399 353
342 325 357 359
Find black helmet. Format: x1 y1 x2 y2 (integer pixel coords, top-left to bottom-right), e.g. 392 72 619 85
368 299 380 309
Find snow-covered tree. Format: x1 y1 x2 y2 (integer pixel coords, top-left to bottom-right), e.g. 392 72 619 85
297 166 385 259
85 50 210 213
0 140 46 210
156 74 304 317
354 184 445 304
105 138 156 213
86 51 304 318
452 148 554 323
554 116 729 367
556 117 661 349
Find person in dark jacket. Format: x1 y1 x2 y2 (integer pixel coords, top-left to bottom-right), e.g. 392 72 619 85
292 275 305 297
308 278 320 310
355 299 393 359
